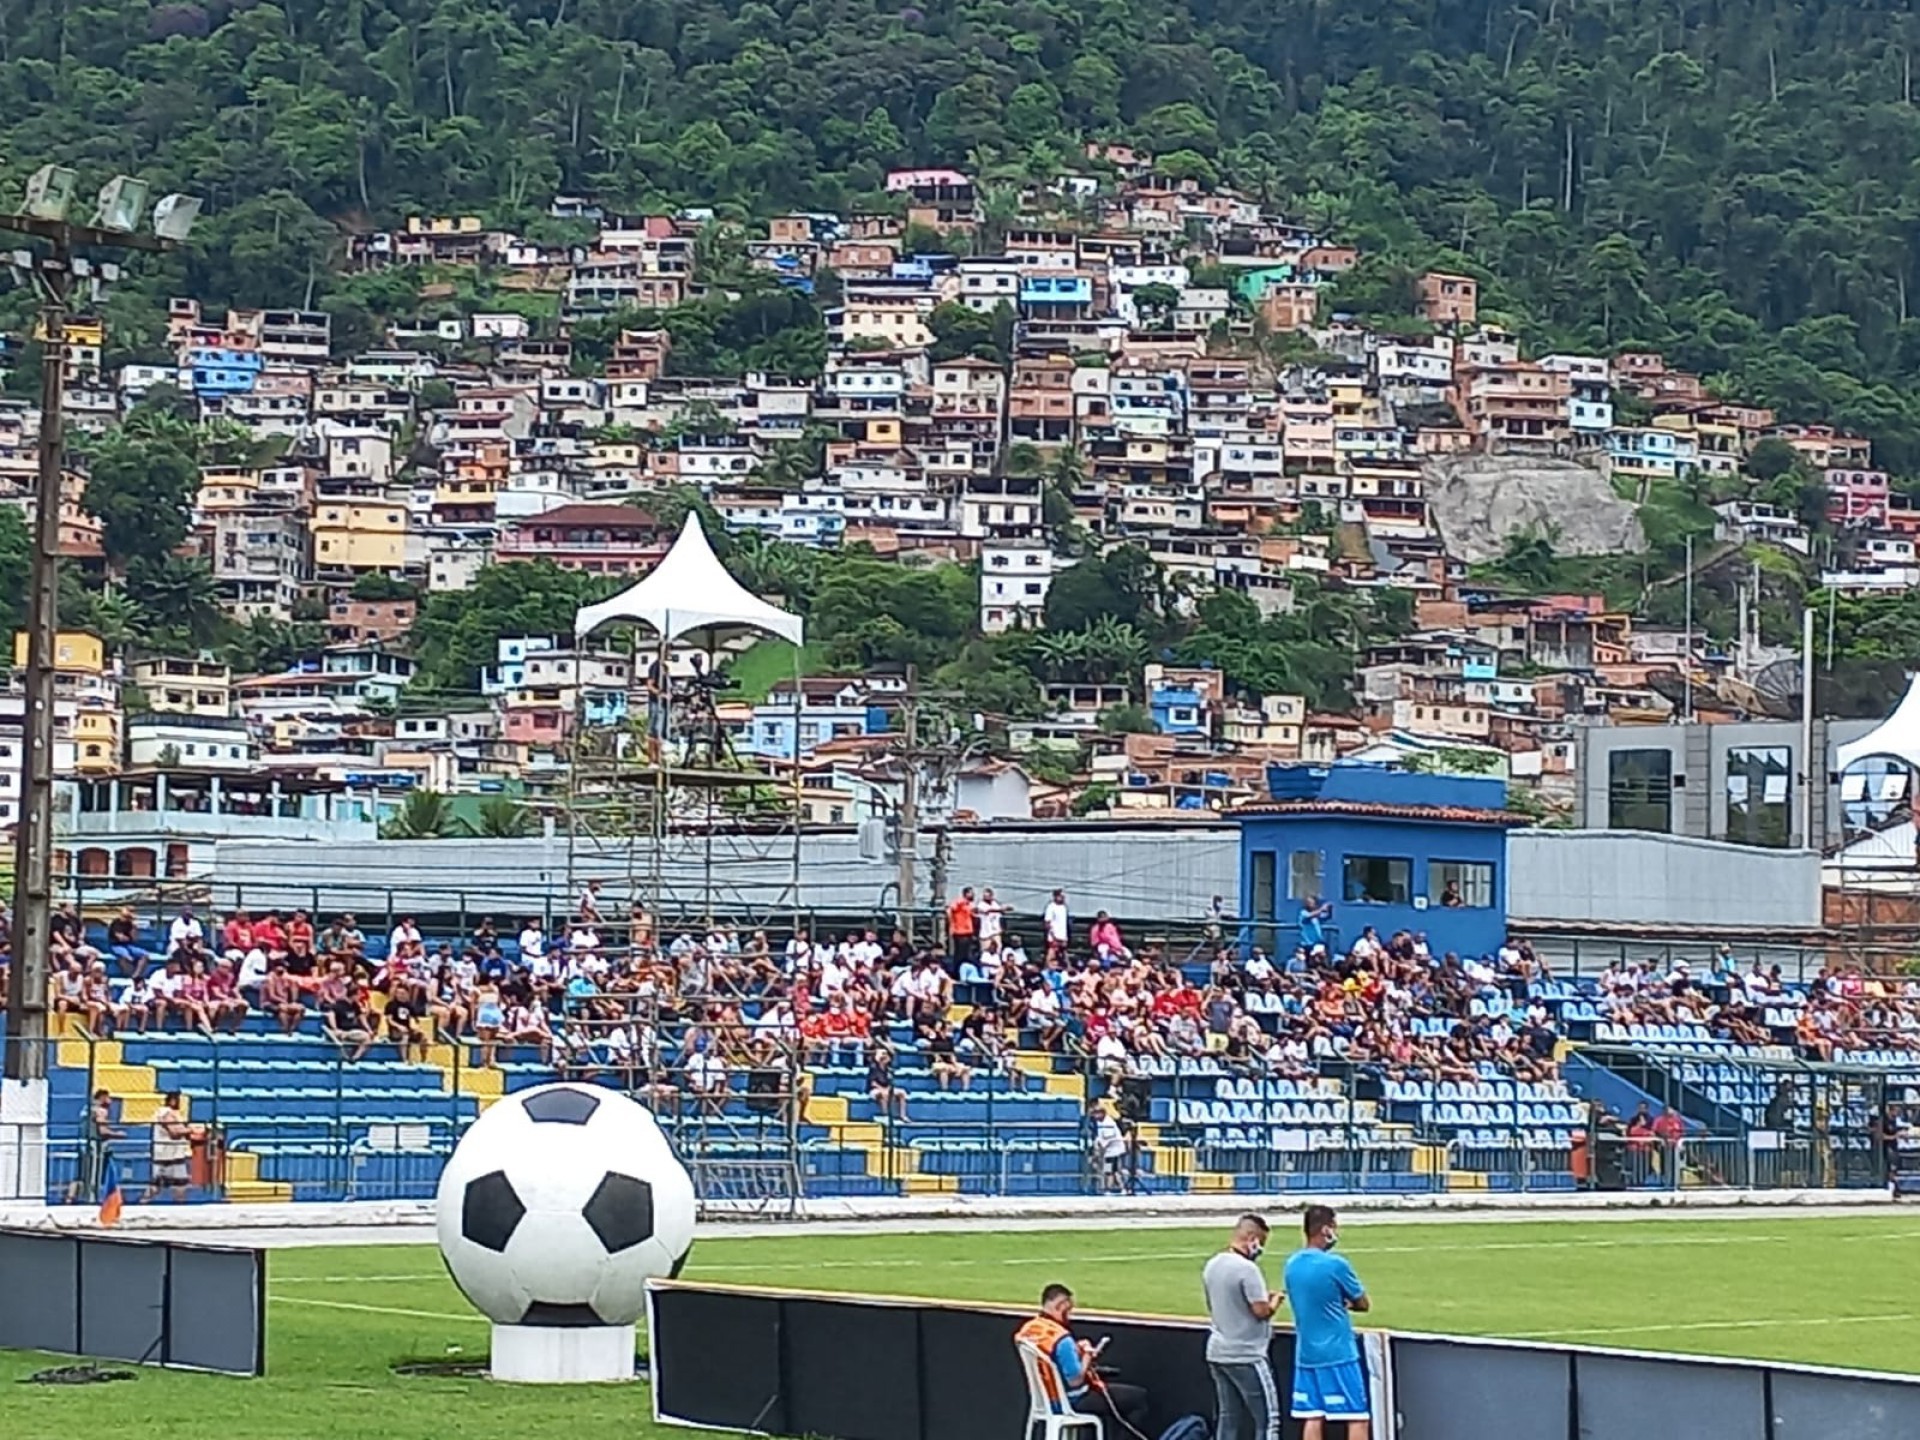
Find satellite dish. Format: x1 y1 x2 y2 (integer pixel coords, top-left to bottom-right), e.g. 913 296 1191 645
1753 658 1804 719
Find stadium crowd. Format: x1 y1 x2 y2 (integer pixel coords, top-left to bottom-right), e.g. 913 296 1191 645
13 883 1920 1110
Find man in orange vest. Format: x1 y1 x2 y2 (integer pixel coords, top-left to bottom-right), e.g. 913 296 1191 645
947 886 978 970
1013 1283 1150 1434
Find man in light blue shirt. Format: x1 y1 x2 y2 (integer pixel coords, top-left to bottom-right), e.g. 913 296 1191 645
1297 897 1331 955
1281 1205 1371 1439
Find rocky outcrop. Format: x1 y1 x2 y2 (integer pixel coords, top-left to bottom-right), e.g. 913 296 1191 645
1424 454 1645 564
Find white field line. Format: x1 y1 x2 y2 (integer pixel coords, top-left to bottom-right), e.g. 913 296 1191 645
1512 1312 1917 1341
691 1225 1920 1273
266 1225 1920 1289
269 1294 488 1323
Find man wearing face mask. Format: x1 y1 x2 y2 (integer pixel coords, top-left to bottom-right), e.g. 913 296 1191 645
1282 1205 1371 1440
1202 1214 1284 1440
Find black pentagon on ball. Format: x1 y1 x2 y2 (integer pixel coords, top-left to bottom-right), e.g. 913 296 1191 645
520 1086 603 1125
462 1169 525 1253
669 1243 693 1280
520 1301 608 1328
582 1171 655 1253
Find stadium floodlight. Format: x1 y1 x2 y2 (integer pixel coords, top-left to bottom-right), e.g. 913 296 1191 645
151 194 202 243
92 175 151 233
22 165 78 222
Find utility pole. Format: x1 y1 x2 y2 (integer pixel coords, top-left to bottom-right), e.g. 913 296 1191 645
5 249 70 1086
1 174 195 1099
895 681 919 939
890 669 969 942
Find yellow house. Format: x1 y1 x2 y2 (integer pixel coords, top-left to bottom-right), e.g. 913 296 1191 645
13 630 104 674
131 657 233 717
311 500 407 572
405 216 484 236
1654 411 1742 476
73 708 121 775
830 301 932 349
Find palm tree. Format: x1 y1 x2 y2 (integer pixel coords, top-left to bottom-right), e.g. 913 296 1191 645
460 795 537 838
1030 630 1091 682
126 555 223 649
380 789 455 839
85 585 148 657
1080 617 1151 682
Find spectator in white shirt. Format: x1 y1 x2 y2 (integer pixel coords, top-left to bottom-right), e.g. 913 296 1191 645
753 998 797 1039
687 1049 729 1111
577 879 604 924
1244 949 1275 983
167 910 203 958
977 889 1006 946
1043 890 1070 957
819 954 851 995
388 917 422 955
518 920 546 960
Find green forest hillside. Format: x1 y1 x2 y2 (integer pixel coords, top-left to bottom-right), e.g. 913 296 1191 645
7 0 1920 461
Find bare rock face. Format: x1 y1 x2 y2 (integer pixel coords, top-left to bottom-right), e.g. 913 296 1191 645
1424 454 1645 564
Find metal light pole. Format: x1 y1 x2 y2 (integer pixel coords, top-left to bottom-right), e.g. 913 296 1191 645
1 175 194 1088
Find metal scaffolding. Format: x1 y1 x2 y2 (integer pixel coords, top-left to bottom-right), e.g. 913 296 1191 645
556 632 805 934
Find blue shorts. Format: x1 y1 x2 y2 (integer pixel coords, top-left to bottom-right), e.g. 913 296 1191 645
1292 1359 1368 1420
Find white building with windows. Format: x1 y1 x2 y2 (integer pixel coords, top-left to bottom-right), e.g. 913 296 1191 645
979 541 1057 633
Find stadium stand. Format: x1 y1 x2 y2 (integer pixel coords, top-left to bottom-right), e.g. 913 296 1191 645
16 891 1920 1205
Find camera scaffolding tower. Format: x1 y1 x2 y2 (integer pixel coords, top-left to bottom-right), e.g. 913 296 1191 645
557 515 808 934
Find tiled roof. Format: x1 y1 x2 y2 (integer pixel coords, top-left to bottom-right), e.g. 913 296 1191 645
1231 798 1531 827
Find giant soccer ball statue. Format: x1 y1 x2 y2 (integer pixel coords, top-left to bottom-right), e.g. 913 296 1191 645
435 1082 696 1382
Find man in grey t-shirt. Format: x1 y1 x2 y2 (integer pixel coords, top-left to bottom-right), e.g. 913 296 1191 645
1202 1214 1283 1440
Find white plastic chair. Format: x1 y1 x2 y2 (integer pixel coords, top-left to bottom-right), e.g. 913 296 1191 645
1016 1341 1104 1440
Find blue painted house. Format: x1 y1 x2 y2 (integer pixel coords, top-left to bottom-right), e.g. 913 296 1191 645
184 346 263 396
1148 678 1206 735
1235 764 1523 960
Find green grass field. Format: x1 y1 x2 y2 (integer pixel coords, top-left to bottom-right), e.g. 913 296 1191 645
3 1214 1917 1440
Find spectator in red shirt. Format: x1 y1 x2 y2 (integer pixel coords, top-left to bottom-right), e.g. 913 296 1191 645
222 911 256 960
253 911 287 960
1652 1106 1687 1177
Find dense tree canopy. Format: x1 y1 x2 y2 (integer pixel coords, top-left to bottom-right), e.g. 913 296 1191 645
8 2 1920 460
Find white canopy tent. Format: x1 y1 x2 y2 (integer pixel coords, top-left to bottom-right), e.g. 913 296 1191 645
572 512 804 648
1835 672 1920 775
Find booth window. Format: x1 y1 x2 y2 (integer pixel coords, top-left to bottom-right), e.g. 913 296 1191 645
1724 745 1791 848
1429 859 1494 908
1608 748 1673 832
1287 849 1323 900
1250 850 1277 920
1342 855 1411 905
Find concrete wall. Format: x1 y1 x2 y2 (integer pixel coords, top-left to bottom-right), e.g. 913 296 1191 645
211 821 1243 926
210 820 1823 934
1508 829 1822 930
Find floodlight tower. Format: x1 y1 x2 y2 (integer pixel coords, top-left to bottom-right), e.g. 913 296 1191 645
0 168 200 1201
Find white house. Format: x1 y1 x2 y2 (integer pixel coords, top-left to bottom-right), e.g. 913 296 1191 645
980 541 1057 633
